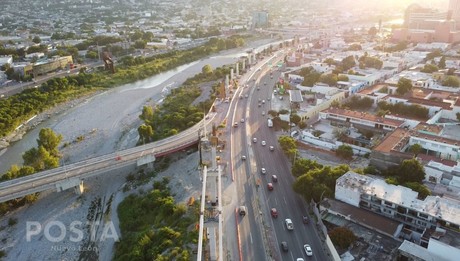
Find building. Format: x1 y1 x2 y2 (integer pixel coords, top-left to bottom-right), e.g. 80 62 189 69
335 171 460 245
252 11 269 28
0 56 13 67
32 56 73 76
397 238 460 261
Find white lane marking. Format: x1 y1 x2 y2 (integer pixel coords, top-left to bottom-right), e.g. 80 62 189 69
284 197 287 205
290 252 294 261
250 232 253 244
275 197 278 206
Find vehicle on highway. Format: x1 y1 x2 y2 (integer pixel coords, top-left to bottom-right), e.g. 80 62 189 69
304 244 313 256
296 259 304 261
269 146 274 151
245 94 248 98
241 155 247 160
239 206 247 216
261 140 266 146
257 86 260 90
253 137 257 143
261 168 266 174
267 183 273 191
239 95 243 99
303 216 309 224
267 97 271 101
271 208 278 218
262 111 265 116
279 96 283 100
258 98 261 102
233 122 238 127
262 100 265 104
274 90 277 94
280 241 288 252
264 82 267 85
272 175 278 182
258 103 261 107
285 219 294 230
241 118 245 123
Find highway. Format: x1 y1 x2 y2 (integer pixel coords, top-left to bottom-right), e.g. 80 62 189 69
231 53 330 261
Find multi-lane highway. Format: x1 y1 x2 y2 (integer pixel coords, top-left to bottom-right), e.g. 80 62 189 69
230 53 330 261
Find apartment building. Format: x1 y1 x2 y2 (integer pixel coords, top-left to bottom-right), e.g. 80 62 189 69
336 171 460 244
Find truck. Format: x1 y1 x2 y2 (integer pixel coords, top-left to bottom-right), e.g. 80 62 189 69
267 118 273 128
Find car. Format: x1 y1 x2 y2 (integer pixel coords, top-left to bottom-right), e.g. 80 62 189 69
303 216 309 224
280 241 288 252
272 175 278 182
271 208 278 218
258 98 261 102
274 90 277 94
241 155 246 160
253 137 257 143
262 111 265 116
241 118 245 123
269 146 274 151
264 82 267 85
279 96 283 100
261 168 266 174
262 100 265 104
267 183 274 191
261 140 266 146
245 94 248 98
233 122 238 127
267 97 271 101
285 219 294 230
296 259 304 261
239 95 243 99
304 244 313 256
258 103 261 107
257 86 260 90
239 206 247 216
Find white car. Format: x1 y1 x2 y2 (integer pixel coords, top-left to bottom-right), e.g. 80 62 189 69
253 138 257 143
261 141 266 146
261 168 266 174
304 244 313 256
296 259 304 261
241 118 245 123
285 219 294 230
269 146 274 151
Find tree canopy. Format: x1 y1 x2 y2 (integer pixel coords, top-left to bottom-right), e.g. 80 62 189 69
396 77 413 95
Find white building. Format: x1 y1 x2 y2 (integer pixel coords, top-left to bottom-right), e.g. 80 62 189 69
336 171 460 237
0 56 13 67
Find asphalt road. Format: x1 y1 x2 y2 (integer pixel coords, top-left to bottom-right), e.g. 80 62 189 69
235 55 330 261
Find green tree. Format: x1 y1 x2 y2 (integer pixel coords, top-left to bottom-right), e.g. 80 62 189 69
341 56 356 72
134 40 146 49
202 64 213 74
336 144 353 160
37 128 62 157
408 144 422 156
347 44 362 51
138 124 153 144
292 158 322 177
438 56 446 69
337 75 349 81
290 114 301 125
323 58 336 66
420 63 439 73
329 227 357 249
139 106 154 123
368 26 378 37
442 76 460 87
404 182 431 199
23 146 59 171
398 158 425 183
85 50 99 60
396 77 413 95
319 73 338 86
278 135 297 160
32 36 41 44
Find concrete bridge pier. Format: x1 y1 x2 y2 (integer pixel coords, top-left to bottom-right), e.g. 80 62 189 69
56 178 84 195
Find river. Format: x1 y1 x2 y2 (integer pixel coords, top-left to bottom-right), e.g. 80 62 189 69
0 38 281 174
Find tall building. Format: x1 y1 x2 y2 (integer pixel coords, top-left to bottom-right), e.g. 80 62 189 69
252 11 269 28
448 0 460 21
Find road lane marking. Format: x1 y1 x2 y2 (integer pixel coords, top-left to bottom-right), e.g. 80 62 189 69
250 232 253 244
284 197 287 205
275 197 278 206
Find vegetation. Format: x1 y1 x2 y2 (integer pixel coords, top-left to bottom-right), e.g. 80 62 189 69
374 41 407 52
378 101 429 120
408 144 422 156
358 55 383 69
396 77 413 95
342 96 373 110
278 135 298 160
298 67 321 86
319 74 338 86
114 178 198 261
292 164 350 202
137 64 231 143
329 227 357 249
0 128 62 214
420 63 439 73
442 76 460 87
336 144 353 160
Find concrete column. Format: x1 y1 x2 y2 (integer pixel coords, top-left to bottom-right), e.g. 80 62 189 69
225 75 229 89
235 63 239 76
74 180 84 195
211 147 217 170
230 68 234 80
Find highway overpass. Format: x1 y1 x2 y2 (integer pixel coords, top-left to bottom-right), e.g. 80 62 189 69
0 115 214 203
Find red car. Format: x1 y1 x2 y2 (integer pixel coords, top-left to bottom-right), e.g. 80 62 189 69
267 183 274 191
271 208 278 218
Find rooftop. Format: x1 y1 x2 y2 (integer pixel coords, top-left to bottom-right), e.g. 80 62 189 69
323 107 404 127
373 128 409 153
337 171 460 226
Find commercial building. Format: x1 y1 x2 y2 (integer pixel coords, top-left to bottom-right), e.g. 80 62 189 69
252 11 269 28
335 171 460 246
